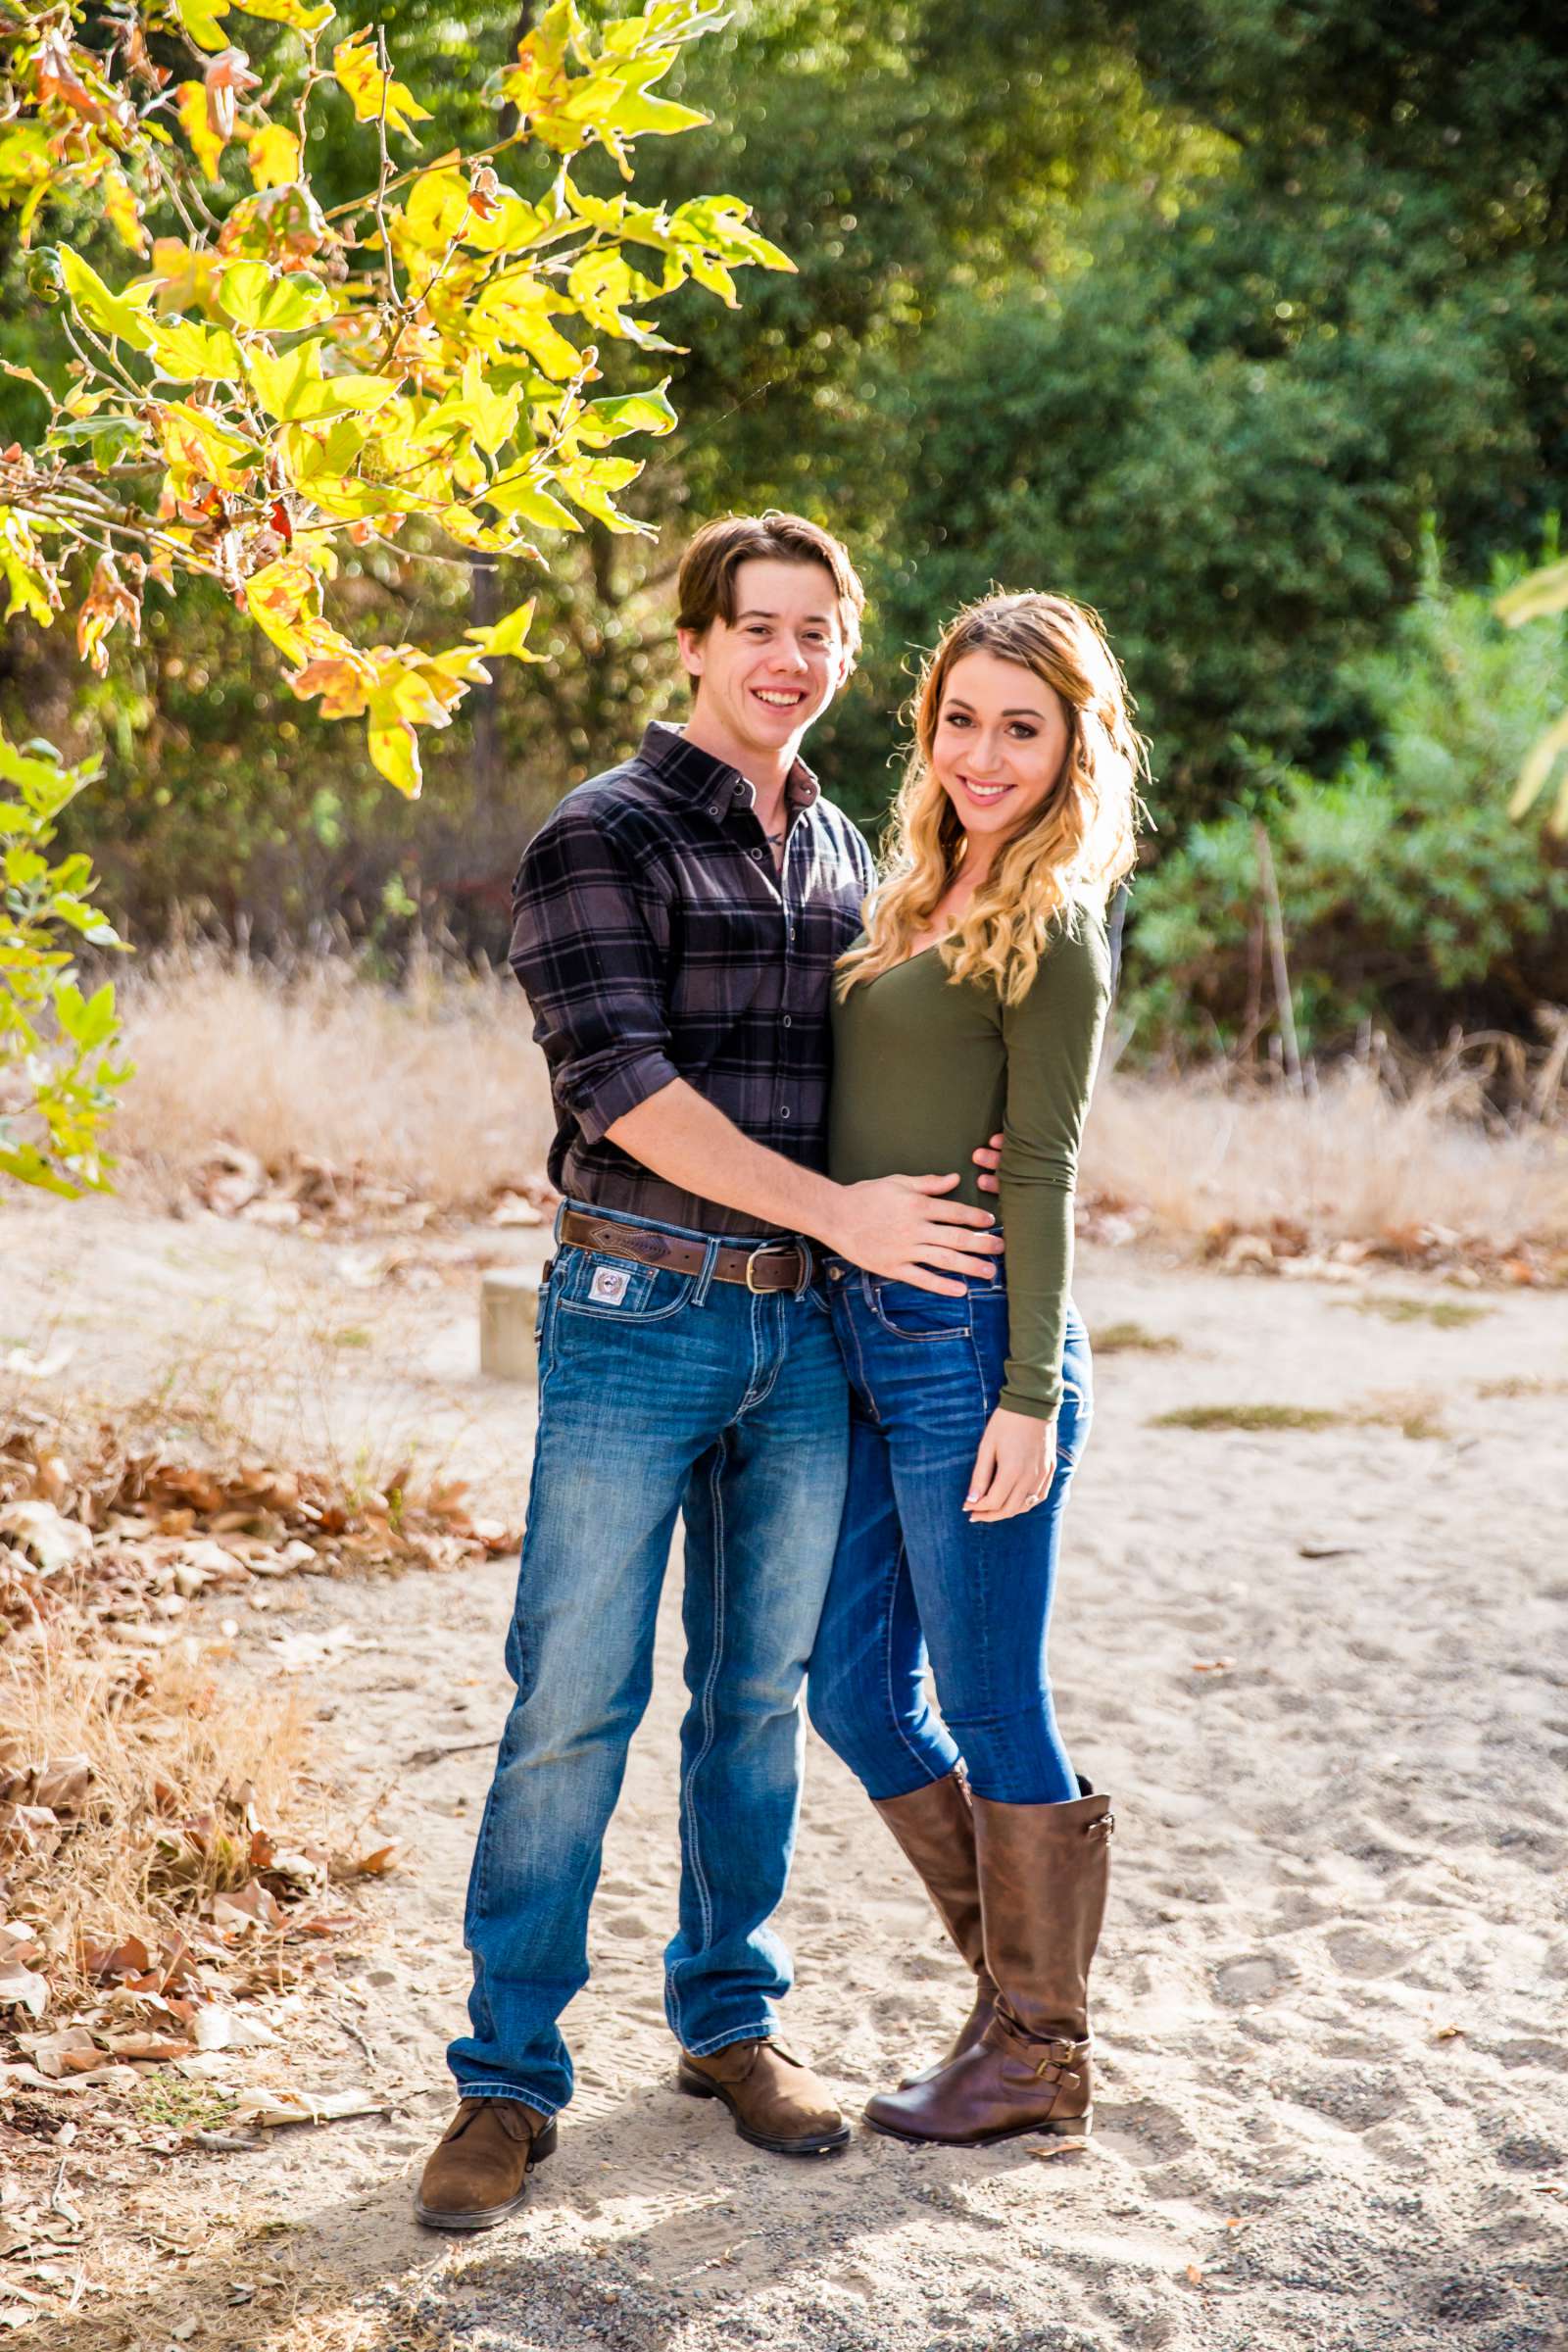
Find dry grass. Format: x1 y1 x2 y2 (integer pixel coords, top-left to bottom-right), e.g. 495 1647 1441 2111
3 1637 318 2000
1152 1395 1447 1441
1345 1294 1492 1328
1093 1320 1184 1354
1083 1063 1568 1254
112 947 556 1213
102 953 1568 1250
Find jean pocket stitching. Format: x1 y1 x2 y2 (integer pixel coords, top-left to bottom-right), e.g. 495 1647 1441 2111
867 1287 973 1343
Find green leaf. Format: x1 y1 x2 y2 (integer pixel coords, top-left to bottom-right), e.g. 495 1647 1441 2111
0 1144 88 1199
56 247 155 351
174 0 231 52
573 378 676 445
45 414 150 466
484 474 580 531
217 264 334 332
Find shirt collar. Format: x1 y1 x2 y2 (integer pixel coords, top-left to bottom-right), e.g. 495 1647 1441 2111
639 721 821 819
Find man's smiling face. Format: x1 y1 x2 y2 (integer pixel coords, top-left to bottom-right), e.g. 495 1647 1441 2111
678 557 854 771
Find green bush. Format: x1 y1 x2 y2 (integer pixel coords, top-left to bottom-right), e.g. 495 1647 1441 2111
1123 536 1568 1054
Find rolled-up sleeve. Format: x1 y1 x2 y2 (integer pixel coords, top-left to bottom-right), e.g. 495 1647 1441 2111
510 802 681 1146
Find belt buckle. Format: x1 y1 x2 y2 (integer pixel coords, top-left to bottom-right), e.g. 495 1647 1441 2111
745 1242 797 1295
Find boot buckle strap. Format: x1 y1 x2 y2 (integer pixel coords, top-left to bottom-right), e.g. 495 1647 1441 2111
1031 2035 1092 2079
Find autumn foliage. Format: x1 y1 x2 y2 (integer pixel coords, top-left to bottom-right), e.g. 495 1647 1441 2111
0 0 791 1192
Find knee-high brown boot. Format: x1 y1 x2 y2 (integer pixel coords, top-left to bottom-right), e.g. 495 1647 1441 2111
864 1782 1112 2145
872 1769 998 2078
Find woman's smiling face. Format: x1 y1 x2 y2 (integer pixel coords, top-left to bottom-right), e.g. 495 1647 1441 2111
930 649 1071 847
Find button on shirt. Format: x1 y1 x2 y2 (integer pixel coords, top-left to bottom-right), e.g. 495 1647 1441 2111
510 722 874 1239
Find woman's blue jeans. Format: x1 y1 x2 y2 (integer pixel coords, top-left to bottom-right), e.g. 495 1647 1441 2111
448 1204 849 2118
808 1268 1092 1807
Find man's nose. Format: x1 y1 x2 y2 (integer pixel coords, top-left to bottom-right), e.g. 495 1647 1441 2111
773 637 811 673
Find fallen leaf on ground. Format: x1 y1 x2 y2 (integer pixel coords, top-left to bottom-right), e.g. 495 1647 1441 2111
0 1960 49 2019
2 1348 74 1382
17 2027 98 2077
1030 2135 1090 2160
1433 2024 1465 2041
0 1501 92 1577
227 2085 385 2129
331 1841 400 1880
1191 1658 1235 1674
191 2001 275 2051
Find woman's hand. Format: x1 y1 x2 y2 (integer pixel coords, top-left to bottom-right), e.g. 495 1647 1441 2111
964 1405 1058 1523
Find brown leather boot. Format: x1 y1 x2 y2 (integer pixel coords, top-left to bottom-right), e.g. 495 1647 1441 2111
873 1769 998 2081
413 2096 558 2230
676 2038 850 2156
864 1782 1113 2146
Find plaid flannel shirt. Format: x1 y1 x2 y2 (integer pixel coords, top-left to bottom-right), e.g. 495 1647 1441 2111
510 721 874 1240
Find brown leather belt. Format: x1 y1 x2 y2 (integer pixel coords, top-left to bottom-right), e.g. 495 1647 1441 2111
559 1208 815 1294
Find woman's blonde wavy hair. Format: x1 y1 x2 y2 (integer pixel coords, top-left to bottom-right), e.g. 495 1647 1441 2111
837 592 1147 1007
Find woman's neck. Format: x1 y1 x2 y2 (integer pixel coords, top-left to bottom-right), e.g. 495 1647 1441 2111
938 833 998 912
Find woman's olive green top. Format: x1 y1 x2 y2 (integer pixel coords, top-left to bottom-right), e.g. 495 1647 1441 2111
829 906 1111 1420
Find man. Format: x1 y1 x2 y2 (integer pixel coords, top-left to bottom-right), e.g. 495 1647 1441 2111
416 512 1004 2230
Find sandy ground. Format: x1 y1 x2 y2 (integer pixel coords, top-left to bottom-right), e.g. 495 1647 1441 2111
2 1196 1567 2352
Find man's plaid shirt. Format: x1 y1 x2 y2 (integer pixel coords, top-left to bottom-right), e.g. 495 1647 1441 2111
510 722 874 1239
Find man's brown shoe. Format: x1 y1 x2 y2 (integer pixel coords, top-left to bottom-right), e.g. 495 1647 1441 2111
413 2096 558 2230
676 2038 850 2156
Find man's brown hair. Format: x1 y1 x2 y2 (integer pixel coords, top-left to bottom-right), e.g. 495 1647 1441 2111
676 509 865 658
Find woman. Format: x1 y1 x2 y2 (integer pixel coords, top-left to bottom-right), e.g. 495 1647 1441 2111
807 590 1144 2147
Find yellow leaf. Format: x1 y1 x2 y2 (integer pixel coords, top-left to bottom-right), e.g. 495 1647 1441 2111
175 0 231 52
243 555 321 662
1495 557 1568 628
149 318 245 380
471 275 585 380
217 262 334 331
332 30 431 140
56 246 154 350
437 506 517 554
239 0 335 30
290 647 372 718
247 124 301 190
466 598 540 660
176 81 227 185
247 340 394 421
401 165 470 250
367 702 420 796
485 473 580 532
103 165 147 257
158 400 260 491
1509 710 1568 828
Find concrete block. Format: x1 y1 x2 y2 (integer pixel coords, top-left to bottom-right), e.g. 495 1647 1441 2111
480 1268 541 1381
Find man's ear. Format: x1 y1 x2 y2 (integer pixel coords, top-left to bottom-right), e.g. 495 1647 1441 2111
676 623 707 682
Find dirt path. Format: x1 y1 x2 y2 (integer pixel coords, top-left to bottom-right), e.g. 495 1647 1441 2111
4 1199 1567 2351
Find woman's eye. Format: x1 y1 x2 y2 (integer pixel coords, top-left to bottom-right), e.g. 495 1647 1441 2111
1009 724 1039 740
943 711 970 728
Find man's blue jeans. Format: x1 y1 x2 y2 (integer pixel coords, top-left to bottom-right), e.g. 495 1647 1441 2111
447 1204 849 2118
808 1267 1092 1806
